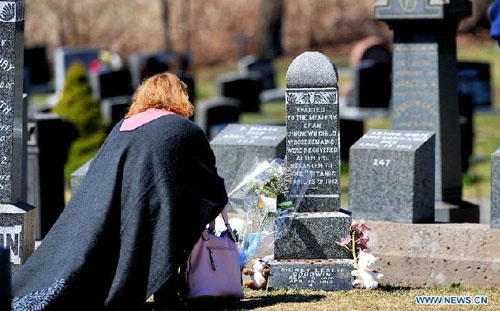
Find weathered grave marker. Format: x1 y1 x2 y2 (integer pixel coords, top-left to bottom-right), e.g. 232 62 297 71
349 129 435 223
375 0 471 202
267 52 353 291
0 0 35 274
210 124 285 191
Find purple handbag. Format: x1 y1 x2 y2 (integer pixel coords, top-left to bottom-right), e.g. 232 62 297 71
185 209 244 299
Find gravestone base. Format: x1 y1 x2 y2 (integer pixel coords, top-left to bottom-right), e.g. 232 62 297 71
274 211 351 260
0 202 36 275
267 259 354 291
434 200 480 223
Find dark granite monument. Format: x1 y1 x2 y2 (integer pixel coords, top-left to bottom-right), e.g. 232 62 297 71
195 97 241 139
458 62 492 111
31 113 76 239
0 0 35 274
267 52 353 291
129 51 176 89
210 124 286 191
100 95 132 129
90 69 133 100
216 72 263 113
0 247 10 311
375 0 471 202
491 148 500 228
349 129 435 223
238 55 276 90
352 59 391 108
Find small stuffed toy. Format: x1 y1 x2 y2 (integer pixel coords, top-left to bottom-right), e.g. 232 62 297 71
242 257 271 290
351 252 384 289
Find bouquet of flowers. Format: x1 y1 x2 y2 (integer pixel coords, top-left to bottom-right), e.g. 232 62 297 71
226 158 312 267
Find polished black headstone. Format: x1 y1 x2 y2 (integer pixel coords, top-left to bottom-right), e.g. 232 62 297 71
194 97 240 139
458 62 492 110
90 69 133 100
352 60 391 108
129 51 176 89
238 55 276 90
216 72 263 113
24 46 50 85
0 247 10 311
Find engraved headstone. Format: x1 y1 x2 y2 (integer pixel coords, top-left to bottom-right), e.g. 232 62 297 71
349 129 435 223
268 52 353 291
375 0 471 202
0 0 35 273
491 148 500 228
210 124 285 191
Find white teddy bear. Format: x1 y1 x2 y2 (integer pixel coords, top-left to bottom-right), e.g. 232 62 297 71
351 252 384 289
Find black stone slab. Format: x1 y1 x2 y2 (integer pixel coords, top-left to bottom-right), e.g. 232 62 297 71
32 113 76 239
285 52 340 212
194 97 241 139
0 0 25 204
458 62 492 110
24 45 50 85
90 69 133 100
100 95 131 129
216 72 263 113
0 201 35 275
129 51 176 89
239 55 276 90
339 118 364 161
267 259 353 291
349 130 435 223
376 0 471 202
491 148 500 228
274 211 351 260
0 247 10 311
352 60 391 108
210 124 285 191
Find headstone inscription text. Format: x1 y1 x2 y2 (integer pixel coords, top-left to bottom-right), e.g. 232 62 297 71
0 0 24 204
375 0 471 202
286 89 339 211
0 225 20 264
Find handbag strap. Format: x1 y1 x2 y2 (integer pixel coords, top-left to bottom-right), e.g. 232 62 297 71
208 208 231 231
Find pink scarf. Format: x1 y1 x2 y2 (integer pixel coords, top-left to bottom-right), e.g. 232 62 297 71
120 109 175 132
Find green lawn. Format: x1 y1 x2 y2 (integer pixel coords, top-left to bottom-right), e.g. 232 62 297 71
184 287 499 310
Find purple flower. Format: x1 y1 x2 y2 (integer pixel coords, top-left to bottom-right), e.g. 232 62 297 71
335 236 351 247
351 219 370 234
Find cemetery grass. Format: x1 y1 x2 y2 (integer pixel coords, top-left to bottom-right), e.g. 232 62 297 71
183 286 500 310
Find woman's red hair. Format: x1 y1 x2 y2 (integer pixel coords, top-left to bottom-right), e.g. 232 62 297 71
126 72 194 118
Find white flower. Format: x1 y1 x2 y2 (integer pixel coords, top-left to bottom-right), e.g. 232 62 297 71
214 216 245 236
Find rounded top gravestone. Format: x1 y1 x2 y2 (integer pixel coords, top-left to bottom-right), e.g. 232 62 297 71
286 52 338 88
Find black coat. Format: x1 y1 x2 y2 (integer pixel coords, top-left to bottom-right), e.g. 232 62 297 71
12 114 227 310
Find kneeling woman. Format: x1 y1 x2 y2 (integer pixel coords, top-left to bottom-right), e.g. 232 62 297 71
12 73 227 310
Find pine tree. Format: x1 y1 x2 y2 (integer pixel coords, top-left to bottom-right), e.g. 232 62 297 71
53 62 107 181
